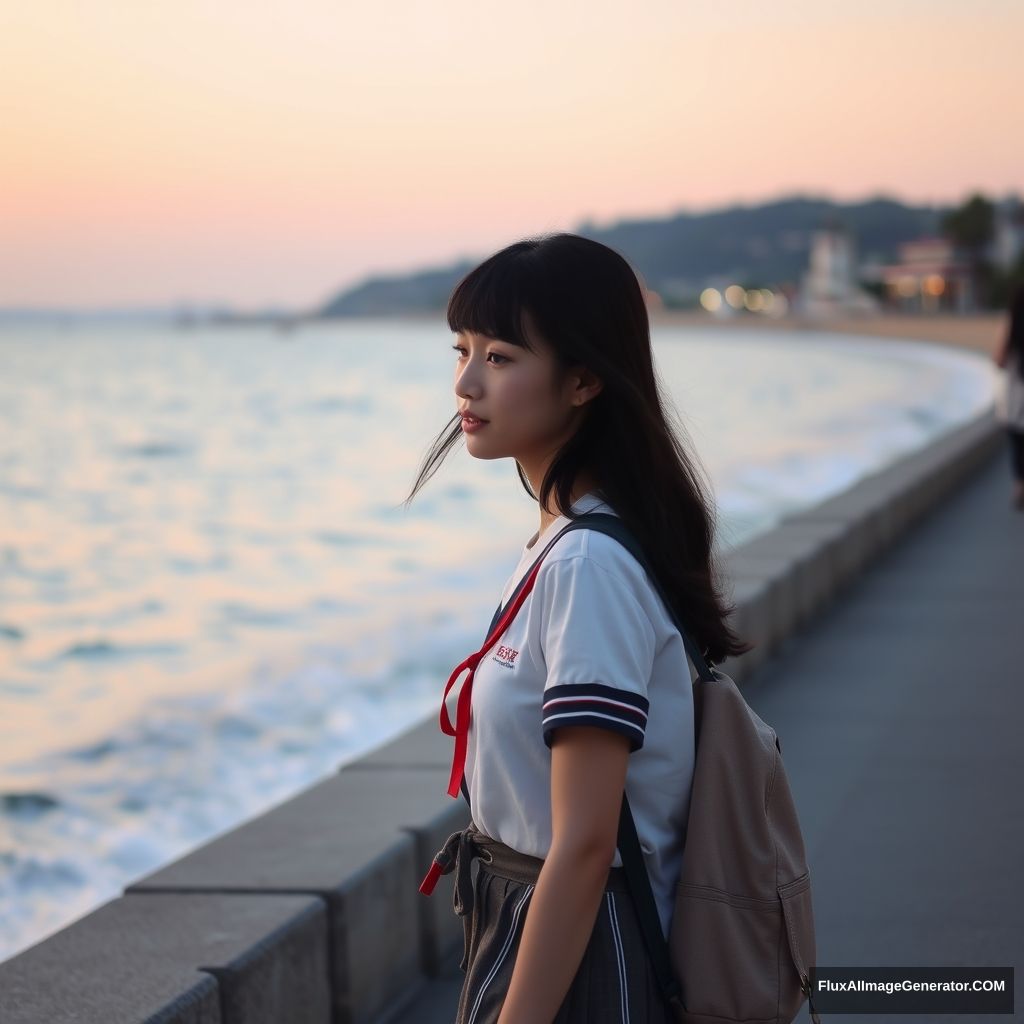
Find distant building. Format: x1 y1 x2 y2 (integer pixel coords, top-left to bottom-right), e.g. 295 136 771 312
796 227 880 317
868 237 974 313
990 196 1024 272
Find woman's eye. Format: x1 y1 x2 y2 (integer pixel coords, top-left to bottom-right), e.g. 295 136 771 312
451 344 508 365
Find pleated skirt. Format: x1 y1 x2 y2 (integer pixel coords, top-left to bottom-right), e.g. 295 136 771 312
436 822 673 1024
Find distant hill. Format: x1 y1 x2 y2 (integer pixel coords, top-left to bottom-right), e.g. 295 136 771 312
317 261 479 318
315 194 948 316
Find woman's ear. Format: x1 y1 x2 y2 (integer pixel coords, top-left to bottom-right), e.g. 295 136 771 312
568 365 603 408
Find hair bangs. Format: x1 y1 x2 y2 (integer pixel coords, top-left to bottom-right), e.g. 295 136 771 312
446 245 540 353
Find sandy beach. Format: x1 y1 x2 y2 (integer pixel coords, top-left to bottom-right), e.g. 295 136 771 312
648 309 1009 360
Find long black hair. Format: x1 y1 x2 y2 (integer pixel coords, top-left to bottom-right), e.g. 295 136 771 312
1008 281 1024 381
402 232 750 666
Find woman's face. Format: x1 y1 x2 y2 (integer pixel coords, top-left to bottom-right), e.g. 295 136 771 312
452 328 592 468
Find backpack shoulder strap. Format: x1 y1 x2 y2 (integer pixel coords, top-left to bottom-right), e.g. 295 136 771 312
616 789 684 1008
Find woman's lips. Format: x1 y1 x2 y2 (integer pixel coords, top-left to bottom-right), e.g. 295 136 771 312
461 415 488 433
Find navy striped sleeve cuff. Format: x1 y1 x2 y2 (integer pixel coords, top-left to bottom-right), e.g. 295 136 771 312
542 683 649 752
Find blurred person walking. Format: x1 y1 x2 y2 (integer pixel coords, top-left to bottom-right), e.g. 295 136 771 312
993 282 1024 510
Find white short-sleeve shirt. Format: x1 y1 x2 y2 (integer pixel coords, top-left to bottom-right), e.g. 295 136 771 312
463 491 697 938
996 349 1024 431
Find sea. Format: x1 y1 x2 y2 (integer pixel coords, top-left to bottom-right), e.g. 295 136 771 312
0 317 998 962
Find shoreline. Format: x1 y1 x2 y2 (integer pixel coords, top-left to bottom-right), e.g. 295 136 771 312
647 309 1008 359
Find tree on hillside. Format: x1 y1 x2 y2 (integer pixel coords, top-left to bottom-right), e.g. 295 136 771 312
941 193 996 309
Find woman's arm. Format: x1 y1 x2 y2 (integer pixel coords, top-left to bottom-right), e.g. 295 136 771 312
497 725 631 1024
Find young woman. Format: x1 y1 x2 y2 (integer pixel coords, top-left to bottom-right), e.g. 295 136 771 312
406 233 750 1023
994 281 1024 510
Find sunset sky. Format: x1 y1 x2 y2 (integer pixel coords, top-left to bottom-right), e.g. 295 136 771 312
2 0 1021 310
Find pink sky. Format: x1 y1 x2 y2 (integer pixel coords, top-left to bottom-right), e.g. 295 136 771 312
1 0 1021 310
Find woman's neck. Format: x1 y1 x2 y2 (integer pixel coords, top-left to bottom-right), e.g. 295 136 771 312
536 476 600 536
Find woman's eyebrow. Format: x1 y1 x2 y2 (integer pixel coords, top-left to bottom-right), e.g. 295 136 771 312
457 331 506 345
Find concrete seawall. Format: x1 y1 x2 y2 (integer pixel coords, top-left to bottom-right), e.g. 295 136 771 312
0 406 1004 1024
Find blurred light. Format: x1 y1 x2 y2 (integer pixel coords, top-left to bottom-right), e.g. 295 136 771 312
743 289 764 311
766 293 789 318
923 274 945 296
724 284 746 308
896 275 919 298
699 287 722 312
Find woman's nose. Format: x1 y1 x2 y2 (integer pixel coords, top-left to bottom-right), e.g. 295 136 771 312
455 362 482 399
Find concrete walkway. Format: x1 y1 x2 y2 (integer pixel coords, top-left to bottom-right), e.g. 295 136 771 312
383 441 1022 1024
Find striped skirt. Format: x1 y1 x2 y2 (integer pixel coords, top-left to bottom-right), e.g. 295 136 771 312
432 822 673 1024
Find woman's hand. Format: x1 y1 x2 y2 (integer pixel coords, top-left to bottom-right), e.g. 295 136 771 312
496 725 631 1024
